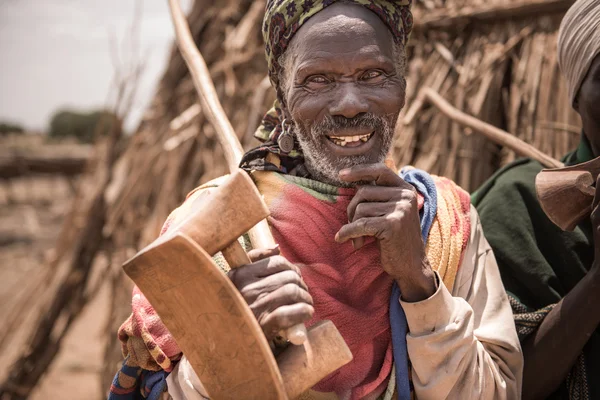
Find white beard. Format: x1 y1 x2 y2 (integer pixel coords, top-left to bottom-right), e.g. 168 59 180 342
292 114 395 187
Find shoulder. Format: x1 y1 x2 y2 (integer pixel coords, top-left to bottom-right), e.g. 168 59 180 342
470 158 548 241
472 158 543 209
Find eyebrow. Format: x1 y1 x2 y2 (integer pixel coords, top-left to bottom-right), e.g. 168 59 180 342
295 52 395 77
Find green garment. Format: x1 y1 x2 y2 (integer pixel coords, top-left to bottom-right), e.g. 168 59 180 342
472 136 599 400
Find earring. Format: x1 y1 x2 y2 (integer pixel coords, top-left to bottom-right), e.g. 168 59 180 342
277 119 294 153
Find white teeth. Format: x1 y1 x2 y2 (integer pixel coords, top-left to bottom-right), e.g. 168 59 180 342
328 132 373 146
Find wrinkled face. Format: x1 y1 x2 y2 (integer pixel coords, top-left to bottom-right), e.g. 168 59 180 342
577 54 600 157
280 3 406 186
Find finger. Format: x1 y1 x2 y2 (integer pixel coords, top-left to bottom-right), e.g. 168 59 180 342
339 163 409 187
260 303 314 339
248 246 280 262
251 283 313 316
348 186 415 221
335 217 385 243
352 202 395 222
241 270 308 304
228 255 300 286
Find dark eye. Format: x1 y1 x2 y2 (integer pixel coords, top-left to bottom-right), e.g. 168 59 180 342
362 70 384 81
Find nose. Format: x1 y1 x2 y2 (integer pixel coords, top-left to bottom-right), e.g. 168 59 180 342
329 83 369 119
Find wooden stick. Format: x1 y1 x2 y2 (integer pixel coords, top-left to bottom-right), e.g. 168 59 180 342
168 0 308 346
413 0 575 32
168 0 244 173
224 0 266 53
404 88 564 169
169 103 201 131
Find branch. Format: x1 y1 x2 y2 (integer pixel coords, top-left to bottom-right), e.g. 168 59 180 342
403 88 564 169
168 0 244 172
413 0 575 32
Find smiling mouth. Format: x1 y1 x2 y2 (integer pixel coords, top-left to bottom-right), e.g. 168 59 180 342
326 132 374 147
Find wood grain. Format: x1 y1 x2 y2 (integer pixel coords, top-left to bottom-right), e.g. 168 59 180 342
124 233 287 399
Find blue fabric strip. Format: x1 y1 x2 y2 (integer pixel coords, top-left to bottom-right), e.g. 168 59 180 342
108 366 167 400
391 168 438 400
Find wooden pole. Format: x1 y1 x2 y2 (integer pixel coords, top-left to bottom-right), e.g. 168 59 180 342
403 88 564 169
167 0 244 173
413 0 575 32
168 0 308 345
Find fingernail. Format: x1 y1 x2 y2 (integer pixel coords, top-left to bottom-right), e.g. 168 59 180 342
339 168 349 176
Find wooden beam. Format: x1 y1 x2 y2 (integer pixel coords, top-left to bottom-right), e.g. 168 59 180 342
403 88 564 169
413 0 575 33
0 152 91 179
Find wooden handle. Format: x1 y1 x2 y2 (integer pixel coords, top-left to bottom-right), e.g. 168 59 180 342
536 157 600 231
221 240 253 267
168 0 244 172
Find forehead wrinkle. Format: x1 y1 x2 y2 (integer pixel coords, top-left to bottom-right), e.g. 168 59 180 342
290 3 394 52
298 13 390 49
287 8 395 76
305 14 378 39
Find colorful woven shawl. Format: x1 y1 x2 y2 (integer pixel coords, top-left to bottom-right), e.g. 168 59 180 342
109 167 470 400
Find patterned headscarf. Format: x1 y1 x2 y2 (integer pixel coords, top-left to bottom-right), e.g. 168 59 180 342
557 0 600 106
241 0 413 172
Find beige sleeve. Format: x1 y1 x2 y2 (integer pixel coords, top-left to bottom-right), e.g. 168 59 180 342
400 205 523 399
166 356 209 400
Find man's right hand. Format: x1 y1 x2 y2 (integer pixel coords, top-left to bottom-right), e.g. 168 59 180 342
227 247 314 340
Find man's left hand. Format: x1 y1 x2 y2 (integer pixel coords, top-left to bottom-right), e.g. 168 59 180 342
335 163 436 302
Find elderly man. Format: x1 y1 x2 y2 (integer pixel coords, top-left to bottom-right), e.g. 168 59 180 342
110 1 521 399
472 1 600 399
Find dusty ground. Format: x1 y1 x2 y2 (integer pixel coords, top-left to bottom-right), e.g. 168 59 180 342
0 135 110 399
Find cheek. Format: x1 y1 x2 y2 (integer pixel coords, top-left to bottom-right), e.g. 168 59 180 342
578 82 600 125
287 89 329 129
376 79 406 114
579 82 600 111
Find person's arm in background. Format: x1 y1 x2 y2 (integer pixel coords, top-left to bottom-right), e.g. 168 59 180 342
517 176 600 399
